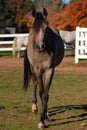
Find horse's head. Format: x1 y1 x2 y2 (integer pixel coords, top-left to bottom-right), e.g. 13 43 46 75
32 8 48 52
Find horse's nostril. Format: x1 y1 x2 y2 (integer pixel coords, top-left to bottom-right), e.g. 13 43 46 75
42 44 45 49
34 44 40 49
34 44 45 51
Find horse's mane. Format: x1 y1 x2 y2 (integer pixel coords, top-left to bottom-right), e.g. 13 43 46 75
43 27 59 52
32 12 47 33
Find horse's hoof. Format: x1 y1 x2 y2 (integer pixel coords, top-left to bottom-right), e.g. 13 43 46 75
38 122 45 129
32 104 38 114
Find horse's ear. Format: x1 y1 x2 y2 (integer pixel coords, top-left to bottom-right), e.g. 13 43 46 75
32 8 36 17
43 8 48 17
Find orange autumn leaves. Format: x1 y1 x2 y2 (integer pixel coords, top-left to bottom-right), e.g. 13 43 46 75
49 1 87 30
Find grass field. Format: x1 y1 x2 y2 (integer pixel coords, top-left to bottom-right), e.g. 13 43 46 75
0 58 87 130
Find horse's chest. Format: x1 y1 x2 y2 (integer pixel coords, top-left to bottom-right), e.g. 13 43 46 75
33 52 52 70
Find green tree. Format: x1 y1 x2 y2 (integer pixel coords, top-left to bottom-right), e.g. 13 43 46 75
0 0 14 27
20 0 34 10
0 0 34 28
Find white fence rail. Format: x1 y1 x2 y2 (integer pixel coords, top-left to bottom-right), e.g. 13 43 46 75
75 27 87 63
0 33 29 51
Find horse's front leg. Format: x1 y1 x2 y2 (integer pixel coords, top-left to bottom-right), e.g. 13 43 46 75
38 68 54 129
32 75 38 113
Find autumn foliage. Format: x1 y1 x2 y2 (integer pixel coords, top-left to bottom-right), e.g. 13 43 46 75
0 0 86 32
25 0 87 31
49 1 87 31
11 0 87 32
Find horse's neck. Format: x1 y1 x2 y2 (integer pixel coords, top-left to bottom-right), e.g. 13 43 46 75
27 30 37 65
28 30 35 48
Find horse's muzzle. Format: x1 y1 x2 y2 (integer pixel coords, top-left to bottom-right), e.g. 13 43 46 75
34 44 46 52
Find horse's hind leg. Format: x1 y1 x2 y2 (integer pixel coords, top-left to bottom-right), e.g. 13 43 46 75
32 75 38 113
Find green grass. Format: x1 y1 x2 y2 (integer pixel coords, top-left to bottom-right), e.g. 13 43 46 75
65 50 75 56
0 62 87 130
0 51 25 58
0 51 12 57
79 59 87 64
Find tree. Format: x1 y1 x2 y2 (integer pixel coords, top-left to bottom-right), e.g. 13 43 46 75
9 0 34 32
49 0 87 30
0 0 34 28
0 0 13 27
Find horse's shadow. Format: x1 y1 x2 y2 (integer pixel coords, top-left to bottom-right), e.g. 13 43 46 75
47 104 87 127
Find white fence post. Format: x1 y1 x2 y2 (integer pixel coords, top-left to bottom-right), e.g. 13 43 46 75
75 26 87 63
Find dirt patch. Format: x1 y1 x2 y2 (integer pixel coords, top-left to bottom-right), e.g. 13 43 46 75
0 58 23 72
56 57 87 74
0 58 23 68
0 57 87 74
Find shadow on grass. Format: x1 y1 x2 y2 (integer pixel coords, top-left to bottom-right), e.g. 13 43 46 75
0 105 6 110
1 104 87 128
48 104 87 127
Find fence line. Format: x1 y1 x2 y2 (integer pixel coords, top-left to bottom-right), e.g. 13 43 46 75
75 27 87 63
0 33 29 51
1 29 87 62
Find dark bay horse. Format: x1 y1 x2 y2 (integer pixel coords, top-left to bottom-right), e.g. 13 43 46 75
23 8 64 129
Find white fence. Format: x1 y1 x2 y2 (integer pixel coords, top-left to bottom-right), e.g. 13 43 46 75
75 27 87 63
0 33 28 51
1 29 87 62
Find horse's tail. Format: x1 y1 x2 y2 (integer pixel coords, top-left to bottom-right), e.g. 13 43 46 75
23 49 32 91
13 37 17 58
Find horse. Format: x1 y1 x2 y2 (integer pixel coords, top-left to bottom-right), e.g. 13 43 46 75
59 30 76 43
23 8 64 129
13 36 28 58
